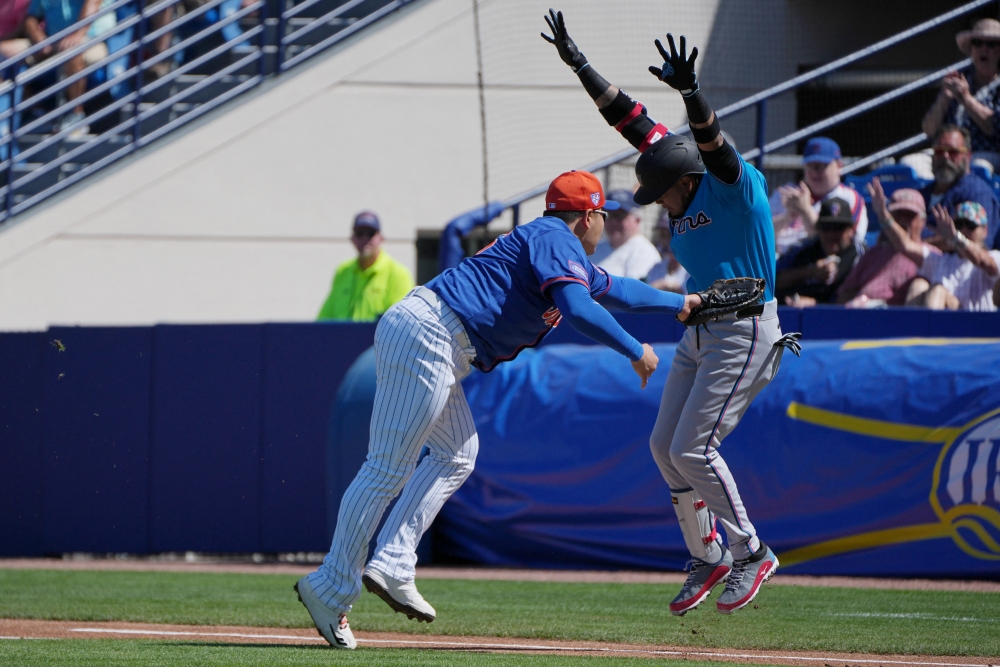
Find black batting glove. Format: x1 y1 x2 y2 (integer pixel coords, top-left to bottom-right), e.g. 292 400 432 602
541 9 588 73
648 34 699 96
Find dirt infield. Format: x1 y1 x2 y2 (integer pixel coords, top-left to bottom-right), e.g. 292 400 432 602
1 619 996 666
1 559 998 593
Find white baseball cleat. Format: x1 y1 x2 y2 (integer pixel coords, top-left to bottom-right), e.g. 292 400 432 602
294 576 356 649
362 568 436 622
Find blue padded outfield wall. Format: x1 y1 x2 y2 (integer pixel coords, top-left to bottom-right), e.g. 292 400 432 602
1 308 998 577
439 338 1000 578
0 323 376 557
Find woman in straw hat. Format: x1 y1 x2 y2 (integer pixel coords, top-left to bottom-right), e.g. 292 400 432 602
923 18 1000 169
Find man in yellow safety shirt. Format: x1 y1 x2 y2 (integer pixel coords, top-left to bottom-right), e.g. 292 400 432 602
317 211 414 322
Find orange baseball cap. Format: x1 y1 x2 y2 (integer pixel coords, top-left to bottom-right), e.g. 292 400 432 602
545 171 621 212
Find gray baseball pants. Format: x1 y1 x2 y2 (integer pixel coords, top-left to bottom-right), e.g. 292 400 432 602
650 299 784 562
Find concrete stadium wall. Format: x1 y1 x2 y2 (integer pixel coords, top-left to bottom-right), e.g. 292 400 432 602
0 0 975 331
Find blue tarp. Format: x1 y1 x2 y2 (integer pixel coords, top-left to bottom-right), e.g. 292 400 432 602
436 339 1000 577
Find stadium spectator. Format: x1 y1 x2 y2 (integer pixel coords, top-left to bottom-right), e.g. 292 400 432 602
596 189 660 279
645 211 687 293
920 125 1000 250
884 198 999 311
437 201 504 274
317 211 414 322
23 0 117 135
775 197 864 307
907 201 1000 311
838 186 928 307
0 0 31 57
922 18 1000 171
770 137 868 256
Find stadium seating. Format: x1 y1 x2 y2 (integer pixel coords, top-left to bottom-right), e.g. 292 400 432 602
0 0 409 221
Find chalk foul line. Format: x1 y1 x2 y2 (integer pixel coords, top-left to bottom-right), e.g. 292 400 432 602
65 628 992 666
830 613 996 623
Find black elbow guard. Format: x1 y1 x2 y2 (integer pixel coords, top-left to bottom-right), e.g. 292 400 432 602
690 115 720 144
700 140 743 185
599 89 641 126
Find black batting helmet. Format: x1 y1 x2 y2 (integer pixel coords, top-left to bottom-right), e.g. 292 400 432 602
633 135 706 205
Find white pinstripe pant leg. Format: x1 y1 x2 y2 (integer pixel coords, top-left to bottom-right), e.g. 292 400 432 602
366 379 478 583
307 296 466 613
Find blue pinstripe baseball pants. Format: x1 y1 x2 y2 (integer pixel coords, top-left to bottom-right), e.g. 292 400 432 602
307 290 478 613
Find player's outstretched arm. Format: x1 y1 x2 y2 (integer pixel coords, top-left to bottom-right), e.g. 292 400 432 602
649 34 742 185
550 281 658 387
600 275 702 320
542 9 668 153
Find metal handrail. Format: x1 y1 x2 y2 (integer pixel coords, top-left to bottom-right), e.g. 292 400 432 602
740 60 968 162
841 133 930 176
0 0 135 71
280 0 414 71
495 0 996 225
0 0 416 224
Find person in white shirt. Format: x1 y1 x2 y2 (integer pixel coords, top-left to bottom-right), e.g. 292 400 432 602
872 179 999 311
645 211 688 293
597 189 662 279
770 137 868 256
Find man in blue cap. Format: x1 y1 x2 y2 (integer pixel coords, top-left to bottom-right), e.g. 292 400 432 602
595 188 663 279
770 137 868 256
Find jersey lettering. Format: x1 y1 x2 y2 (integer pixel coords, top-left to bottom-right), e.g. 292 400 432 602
542 306 562 327
670 210 712 235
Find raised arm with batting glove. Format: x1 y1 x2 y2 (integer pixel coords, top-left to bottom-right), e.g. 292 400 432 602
542 10 740 184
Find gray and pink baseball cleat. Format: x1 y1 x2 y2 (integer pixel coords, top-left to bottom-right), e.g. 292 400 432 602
715 544 778 614
669 550 733 616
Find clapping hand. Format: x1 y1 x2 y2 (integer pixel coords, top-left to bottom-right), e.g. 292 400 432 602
942 71 970 101
778 181 813 221
932 203 958 244
867 177 891 226
648 34 699 94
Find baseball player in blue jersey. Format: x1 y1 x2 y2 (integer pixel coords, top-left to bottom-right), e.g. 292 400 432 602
295 169 704 649
544 10 801 615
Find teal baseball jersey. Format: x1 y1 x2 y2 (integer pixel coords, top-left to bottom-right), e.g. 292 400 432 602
665 155 776 303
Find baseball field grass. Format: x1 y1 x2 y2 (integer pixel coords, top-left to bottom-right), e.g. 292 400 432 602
1 568 997 665
0 640 774 667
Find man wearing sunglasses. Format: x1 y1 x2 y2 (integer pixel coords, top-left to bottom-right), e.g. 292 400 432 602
919 125 1000 252
317 211 414 322
872 179 999 311
923 18 1000 171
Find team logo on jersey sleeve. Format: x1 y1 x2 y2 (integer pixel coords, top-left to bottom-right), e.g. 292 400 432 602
568 260 589 281
542 306 562 327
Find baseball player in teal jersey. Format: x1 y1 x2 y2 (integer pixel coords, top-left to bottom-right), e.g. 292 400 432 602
544 10 801 615
295 170 707 649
